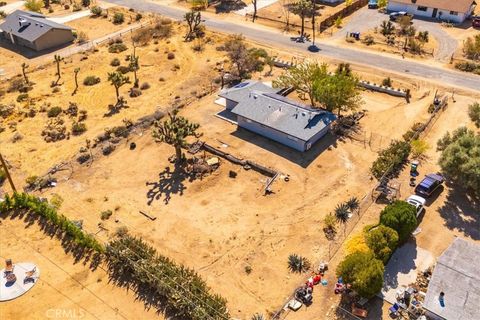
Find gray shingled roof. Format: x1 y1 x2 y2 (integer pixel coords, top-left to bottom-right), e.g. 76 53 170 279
219 80 279 102
0 10 72 42
231 90 336 141
423 238 480 320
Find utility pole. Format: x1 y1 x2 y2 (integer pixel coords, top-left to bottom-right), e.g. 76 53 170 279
0 152 17 192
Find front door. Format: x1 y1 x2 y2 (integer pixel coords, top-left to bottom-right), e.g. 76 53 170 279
432 8 438 18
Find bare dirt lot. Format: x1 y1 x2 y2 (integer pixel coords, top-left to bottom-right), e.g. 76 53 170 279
1 16 479 320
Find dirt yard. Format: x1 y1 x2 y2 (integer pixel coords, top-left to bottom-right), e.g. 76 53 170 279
1 15 479 319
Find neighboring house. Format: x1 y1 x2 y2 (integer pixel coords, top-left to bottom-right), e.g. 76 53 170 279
387 0 476 23
218 81 337 152
423 238 480 320
0 10 74 51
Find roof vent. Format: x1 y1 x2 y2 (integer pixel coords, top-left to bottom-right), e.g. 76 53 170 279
18 18 30 27
301 112 306 116
253 94 258 99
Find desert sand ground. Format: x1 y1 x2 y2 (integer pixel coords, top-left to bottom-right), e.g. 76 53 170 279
1 12 479 320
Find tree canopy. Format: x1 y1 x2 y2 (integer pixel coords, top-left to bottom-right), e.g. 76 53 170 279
336 251 384 298
365 225 399 264
437 127 480 197
224 34 267 80
468 102 480 128
379 200 417 243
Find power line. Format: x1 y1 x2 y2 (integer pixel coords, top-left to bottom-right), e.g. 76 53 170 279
0 253 101 320
1 228 129 320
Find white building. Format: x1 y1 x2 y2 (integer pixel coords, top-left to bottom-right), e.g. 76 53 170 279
387 0 476 24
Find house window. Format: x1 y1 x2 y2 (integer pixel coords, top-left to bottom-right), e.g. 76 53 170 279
449 11 458 15
417 6 428 11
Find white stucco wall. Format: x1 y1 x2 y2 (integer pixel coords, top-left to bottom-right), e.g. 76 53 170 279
387 1 470 23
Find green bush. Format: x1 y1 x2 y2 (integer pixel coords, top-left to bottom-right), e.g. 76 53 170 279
47 106 63 118
83 76 100 86
91 6 102 16
380 200 417 244
365 225 399 264
101 210 113 220
455 61 480 74
110 58 121 67
116 65 131 74
0 193 104 253
370 140 411 179
113 12 124 24
336 251 384 298
24 0 42 12
468 102 480 128
108 43 128 53
82 0 91 7
16 93 29 102
71 122 87 136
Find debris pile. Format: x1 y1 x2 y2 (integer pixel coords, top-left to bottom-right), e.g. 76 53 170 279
42 118 68 142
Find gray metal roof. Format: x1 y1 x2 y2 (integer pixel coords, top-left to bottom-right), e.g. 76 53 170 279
219 80 279 102
423 238 480 320
230 90 336 141
0 10 72 43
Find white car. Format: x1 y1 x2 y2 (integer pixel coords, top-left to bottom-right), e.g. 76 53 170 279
406 195 426 217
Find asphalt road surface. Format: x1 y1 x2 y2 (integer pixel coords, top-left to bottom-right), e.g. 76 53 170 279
106 0 480 92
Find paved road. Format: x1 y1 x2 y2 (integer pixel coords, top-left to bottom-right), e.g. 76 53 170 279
105 0 480 92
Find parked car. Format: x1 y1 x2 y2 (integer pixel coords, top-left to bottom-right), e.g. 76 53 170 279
390 11 413 21
414 174 444 198
368 0 378 9
406 195 426 217
472 16 480 28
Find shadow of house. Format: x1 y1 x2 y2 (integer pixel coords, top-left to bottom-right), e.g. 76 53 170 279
0 10 74 53
213 0 247 13
437 182 480 240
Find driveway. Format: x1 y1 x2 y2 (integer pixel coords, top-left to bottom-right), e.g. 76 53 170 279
333 8 458 62
235 0 279 16
47 9 91 24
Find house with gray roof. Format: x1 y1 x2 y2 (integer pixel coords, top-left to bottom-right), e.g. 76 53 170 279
0 10 74 51
219 81 336 152
423 238 480 320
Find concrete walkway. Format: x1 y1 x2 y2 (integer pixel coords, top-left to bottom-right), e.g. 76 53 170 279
47 9 91 24
234 0 278 16
0 1 25 14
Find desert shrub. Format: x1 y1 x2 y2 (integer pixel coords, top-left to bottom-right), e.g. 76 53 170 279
344 232 370 255
402 122 425 141
72 3 82 12
114 226 129 237
24 0 42 12
469 102 480 128
0 2 7 7
244 265 252 274
82 0 91 7
108 43 128 53
336 251 384 298
49 193 64 210
463 34 480 61
0 104 15 118
76 31 88 44
363 35 375 46
116 65 131 74
167 52 175 60
8 78 30 93
83 76 100 86
64 4 70 9
287 254 311 273
25 175 39 187
77 153 90 164
71 122 87 136
47 106 63 118
379 201 417 244
408 38 423 54
455 61 480 74
78 110 88 122
101 210 113 220
16 93 29 102
0 10 6 18
129 87 142 97
0 193 104 253
102 144 116 155
113 12 124 24
370 140 411 179
365 225 398 264
437 127 480 196
110 58 121 66
382 77 392 87
140 82 150 90
0 167 6 185
91 5 102 16
410 139 429 158
135 13 142 21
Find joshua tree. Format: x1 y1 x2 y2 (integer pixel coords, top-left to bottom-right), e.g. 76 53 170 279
252 0 258 22
334 203 350 236
184 10 202 41
107 71 130 104
152 110 201 164
73 68 80 95
53 55 64 86
21 63 29 85
128 45 139 88
290 0 314 39
251 313 265 320
287 254 311 273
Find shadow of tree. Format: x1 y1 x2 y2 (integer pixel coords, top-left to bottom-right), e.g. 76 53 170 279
437 182 480 240
213 0 247 13
1 209 103 271
145 166 196 205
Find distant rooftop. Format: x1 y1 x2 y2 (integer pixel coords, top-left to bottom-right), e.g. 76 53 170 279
0 10 72 42
423 238 480 320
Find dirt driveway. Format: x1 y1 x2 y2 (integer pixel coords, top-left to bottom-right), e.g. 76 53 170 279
332 7 458 61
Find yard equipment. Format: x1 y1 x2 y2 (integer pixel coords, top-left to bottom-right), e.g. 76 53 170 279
294 286 313 305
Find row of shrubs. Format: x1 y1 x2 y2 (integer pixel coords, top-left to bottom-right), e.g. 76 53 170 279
107 235 230 319
0 193 104 253
336 200 418 298
455 61 480 75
